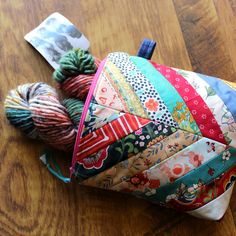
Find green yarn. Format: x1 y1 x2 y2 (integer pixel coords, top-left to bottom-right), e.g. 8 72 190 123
63 98 84 125
5 108 39 139
53 49 96 84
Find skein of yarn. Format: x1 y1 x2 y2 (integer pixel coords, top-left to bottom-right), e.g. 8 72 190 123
4 82 84 152
53 48 100 100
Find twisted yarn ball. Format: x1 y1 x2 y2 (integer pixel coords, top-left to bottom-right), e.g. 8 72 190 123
53 48 100 100
59 74 94 101
4 82 84 152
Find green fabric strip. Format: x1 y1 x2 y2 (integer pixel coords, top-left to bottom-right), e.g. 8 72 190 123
130 56 200 134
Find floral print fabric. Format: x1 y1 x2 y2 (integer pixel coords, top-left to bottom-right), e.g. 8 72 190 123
74 122 176 180
111 138 226 193
83 130 200 188
131 56 200 135
167 164 236 211
134 147 236 204
174 68 236 147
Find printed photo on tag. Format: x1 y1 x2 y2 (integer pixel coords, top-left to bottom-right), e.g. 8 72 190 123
24 12 90 69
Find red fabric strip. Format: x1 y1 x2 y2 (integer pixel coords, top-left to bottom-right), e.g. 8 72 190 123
151 62 227 144
77 113 150 160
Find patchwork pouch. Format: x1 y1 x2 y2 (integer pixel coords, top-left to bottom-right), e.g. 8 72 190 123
70 40 236 221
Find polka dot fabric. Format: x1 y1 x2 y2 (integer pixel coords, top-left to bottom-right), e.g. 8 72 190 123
108 53 178 127
151 62 228 145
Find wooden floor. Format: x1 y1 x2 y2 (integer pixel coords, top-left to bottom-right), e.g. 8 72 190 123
1 0 236 235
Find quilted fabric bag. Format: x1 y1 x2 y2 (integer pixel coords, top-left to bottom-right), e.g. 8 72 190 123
69 41 236 221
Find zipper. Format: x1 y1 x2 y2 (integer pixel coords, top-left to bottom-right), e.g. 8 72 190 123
70 58 107 177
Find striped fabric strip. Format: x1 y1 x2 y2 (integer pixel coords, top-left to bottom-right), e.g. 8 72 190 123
77 113 150 160
131 56 200 134
105 60 148 118
82 102 124 137
93 60 148 118
151 62 227 144
142 147 236 204
173 68 236 147
197 73 236 121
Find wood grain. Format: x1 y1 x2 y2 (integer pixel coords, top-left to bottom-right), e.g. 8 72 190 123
0 0 236 235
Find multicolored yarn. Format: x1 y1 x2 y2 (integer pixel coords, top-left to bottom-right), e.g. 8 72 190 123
63 98 84 125
4 82 84 151
53 48 100 100
60 74 94 101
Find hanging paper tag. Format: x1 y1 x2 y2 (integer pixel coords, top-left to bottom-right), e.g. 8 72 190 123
24 12 90 69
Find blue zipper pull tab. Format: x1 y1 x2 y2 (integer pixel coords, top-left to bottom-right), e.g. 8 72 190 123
137 38 157 60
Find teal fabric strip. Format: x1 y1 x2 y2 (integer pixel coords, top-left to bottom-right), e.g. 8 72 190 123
131 56 179 113
135 147 236 203
130 56 200 134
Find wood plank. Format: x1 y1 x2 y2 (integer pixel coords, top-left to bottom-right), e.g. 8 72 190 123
213 0 236 77
212 0 236 225
173 0 236 82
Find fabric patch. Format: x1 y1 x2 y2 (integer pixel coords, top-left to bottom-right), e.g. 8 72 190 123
198 73 236 121
131 56 200 134
151 62 227 144
136 147 236 204
105 60 148 118
74 122 176 180
83 130 200 189
175 69 236 147
166 164 236 211
82 103 124 137
111 138 226 193
77 113 150 160
108 53 178 127
94 65 128 112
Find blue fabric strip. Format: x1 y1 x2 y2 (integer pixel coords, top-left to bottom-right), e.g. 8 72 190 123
197 73 236 121
137 39 156 60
